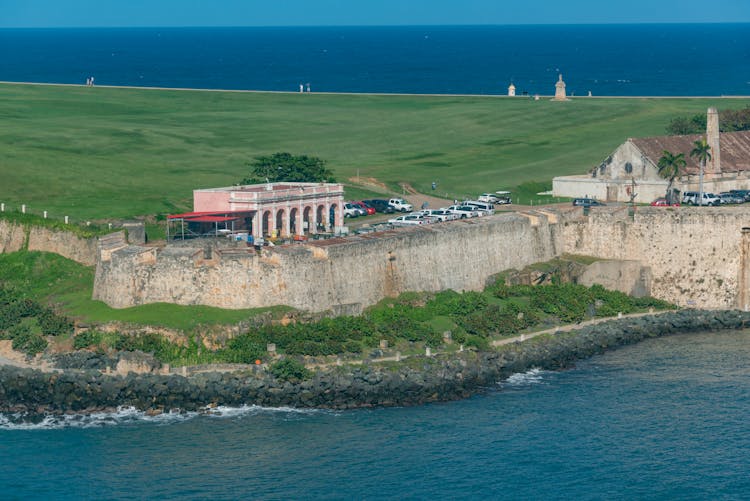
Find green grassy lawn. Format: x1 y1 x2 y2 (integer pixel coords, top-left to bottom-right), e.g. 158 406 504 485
0 251 287 331
2 83 748 220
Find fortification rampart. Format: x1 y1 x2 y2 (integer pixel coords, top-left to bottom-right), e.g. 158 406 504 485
564 206 750 309
0 219 98 266
94 210 570 312
92 206 750 313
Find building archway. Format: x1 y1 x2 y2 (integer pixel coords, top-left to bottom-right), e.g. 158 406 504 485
303 206 312 234
289 208 299 235
316 205 326 232
329 205 337 230
275 209 285 238
262 210 271 236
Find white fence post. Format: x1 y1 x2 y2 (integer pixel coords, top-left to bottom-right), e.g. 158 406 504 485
21 204 26 214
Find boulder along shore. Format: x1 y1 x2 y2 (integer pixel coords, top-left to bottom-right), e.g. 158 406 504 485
2 309 749 416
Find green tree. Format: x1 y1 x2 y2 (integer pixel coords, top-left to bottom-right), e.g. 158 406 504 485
690 138 712 206
241 153 335 184
656 150 686 204
666 115 705 135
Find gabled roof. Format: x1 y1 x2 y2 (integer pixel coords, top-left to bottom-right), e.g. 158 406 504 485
630 130 750 175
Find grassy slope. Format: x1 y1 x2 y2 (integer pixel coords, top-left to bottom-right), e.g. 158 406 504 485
1 82 748 220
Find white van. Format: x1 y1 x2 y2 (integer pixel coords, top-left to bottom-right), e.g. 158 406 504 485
464 201 495 215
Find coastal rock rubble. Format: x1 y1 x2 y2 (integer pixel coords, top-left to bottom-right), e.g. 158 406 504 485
1 310 749 416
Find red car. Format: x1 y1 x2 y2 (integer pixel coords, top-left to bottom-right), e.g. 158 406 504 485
353 201 376 215
650 198 680 207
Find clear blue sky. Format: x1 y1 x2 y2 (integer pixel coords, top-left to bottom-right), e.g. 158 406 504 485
1 0 749 28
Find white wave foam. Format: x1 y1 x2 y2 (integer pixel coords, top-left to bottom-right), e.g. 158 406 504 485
202 404 322 418
0 406 197 430
501 368 548 387
0 404 325 430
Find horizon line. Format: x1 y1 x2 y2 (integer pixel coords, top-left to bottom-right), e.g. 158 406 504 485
2 80 748 100
2 21 750 29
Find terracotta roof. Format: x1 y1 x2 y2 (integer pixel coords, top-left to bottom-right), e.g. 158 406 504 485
631 130 750 175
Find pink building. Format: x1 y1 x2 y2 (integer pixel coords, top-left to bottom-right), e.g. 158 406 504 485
172 182 344 240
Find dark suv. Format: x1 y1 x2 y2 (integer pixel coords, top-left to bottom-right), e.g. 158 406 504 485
572 198 606 208
363 199 395 213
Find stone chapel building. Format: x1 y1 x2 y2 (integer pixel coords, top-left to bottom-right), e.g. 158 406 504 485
553 108 750 203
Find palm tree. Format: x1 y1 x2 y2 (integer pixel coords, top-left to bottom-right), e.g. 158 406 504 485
657 150 686 204
690 138 712 206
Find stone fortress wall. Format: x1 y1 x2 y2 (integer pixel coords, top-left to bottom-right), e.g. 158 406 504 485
564 207 749 309
90 206 750 313
93 211 567 313
0 219 97 266
3 208 749 313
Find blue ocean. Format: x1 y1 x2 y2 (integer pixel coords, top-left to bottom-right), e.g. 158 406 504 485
2 25 750 499
2 329 750 499
0 24 749 96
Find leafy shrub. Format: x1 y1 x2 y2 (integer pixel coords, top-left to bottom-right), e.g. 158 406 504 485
223 333 266 363
73 330 104 350
37 308 74 336
11 327 48 356
269 358 312 382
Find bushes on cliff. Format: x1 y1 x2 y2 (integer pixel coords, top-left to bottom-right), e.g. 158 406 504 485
269 358 312 382
73 330 104 350
37 307 74 337
11 326 48 356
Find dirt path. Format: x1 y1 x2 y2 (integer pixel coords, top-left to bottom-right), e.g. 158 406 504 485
491 310 667 347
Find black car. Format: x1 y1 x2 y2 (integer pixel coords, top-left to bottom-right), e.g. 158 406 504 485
363 199 395 213
572 198 606 208
729 189 750 202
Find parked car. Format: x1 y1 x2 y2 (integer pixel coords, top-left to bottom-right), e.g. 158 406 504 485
388 214 432 226
682 192 721 206
729 189 750 202
352 201 376 215
443 205 481 218
478 193 500 204
650 197 680 207
719 192 744 204
464 201 495 215
424 209 460 222
362 199 395 213
343 203 361 218
388 198 413 212
572 198 606 207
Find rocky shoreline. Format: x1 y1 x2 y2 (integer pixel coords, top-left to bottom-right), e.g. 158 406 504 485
1 309 749 416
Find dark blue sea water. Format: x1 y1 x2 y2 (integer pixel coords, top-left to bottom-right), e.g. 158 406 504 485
2 329 750 500
1 24 749 96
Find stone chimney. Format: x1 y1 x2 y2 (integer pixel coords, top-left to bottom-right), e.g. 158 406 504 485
706 107 721 173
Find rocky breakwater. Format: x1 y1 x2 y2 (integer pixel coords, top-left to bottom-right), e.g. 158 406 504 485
1 309 749 416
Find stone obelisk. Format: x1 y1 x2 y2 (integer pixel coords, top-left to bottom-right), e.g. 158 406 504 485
553 74 568 101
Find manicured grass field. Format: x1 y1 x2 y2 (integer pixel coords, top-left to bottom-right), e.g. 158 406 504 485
1 82 748 220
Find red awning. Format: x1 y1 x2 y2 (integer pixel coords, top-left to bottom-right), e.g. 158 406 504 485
168 210 251 220
185 216 240 223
